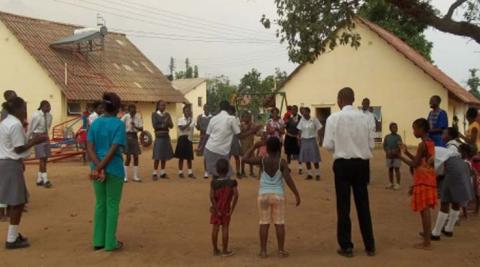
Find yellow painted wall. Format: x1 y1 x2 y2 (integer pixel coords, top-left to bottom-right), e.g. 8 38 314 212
279 23 468 145
0 21 64 127
184 81 207 120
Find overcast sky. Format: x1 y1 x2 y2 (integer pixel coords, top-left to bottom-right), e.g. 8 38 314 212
0 0 478 86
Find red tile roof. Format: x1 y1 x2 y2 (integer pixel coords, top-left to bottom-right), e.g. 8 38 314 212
281 17 480 105
0 11 186 103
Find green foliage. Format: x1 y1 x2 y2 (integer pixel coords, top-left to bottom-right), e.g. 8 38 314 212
263 0 480 64
358 0 433 61
175 70 186 80
468 68 480 99
194 65 199 78
206 76 237 113
185 58 193 78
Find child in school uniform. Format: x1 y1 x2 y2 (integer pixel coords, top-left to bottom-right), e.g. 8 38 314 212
151 100 174 179
121 104 143 183
383 122 402 190
27 100 53 188
86 92 127 252
175 105 196 178
400 118 437 250
243 137 301 258
0 97 48 249
210 159 238 257
297 107 322 180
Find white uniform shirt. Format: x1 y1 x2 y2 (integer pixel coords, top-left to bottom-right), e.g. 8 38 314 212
88 112 99 126
177 116 196 141
121 113 143 133
323 105 374 160
363 110 377 136
297 117 323 139
27 110 52 138
0 115 31 160
205 110 241 155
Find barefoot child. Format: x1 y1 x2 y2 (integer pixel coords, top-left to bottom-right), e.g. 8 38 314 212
86 92 127 251
400 118 437 250
243 137 301 258
383 122 402 190
210 159 238 257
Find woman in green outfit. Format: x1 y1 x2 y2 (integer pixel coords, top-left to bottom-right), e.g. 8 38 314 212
86 92 127 251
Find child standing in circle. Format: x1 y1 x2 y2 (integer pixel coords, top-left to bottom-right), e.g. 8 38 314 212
383 122 402 190
86 92 127 252
175 105 196 178
400 118 437 250
210 158 238 257
122 104 143 183
151 100 174 179
297 107 322 180
243 137 301 258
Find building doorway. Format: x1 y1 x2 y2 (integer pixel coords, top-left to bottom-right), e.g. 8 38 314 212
315 107 331 146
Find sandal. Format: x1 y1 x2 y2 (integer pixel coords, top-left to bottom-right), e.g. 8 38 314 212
278 250 289 258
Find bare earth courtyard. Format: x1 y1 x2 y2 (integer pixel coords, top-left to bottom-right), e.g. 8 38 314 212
1 148 479 267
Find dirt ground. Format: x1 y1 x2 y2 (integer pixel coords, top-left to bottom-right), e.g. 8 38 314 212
1 147 479 267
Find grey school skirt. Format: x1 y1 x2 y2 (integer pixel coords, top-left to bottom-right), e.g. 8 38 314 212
152 136 174 161
0 159 28 206
441 157 474 204
204 148 232 178
33 133 51 159
299 138 321 163
125 132 141 156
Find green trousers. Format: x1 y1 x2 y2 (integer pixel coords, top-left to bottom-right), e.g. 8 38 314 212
92 174 124 251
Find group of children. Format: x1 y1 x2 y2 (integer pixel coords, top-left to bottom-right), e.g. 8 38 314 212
382 115 479 250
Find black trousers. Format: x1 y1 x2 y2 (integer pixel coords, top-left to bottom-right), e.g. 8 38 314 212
333 158 375 251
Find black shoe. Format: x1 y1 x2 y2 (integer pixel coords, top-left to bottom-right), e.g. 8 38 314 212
316 175 321 181
366 249 376 257
442 229 453 237
419 231 441 241
94 246 104 251
5 234 30 249
298 169 303 175
337 248 353 258
306 175 313 180
178 173 185 178
203 175 209 179
152 174 158 181
43 181 52 188
160 174 169 179
188 174 196 179
36 181 44 186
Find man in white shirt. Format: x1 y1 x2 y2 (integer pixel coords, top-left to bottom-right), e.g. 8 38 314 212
121 104 143 182
27 100 53 188
323 87 376 257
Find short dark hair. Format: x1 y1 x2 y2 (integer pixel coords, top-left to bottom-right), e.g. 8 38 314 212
2 96 25 115
303 107 311 113
216 159 229 176
3 90 16 101
431 95 441 103
446 127 459 139
92 101 103 109
219 100 230 111
389 122 397 128
103 92 121 114
413 118 430 132
338 87 355 103
37 100 50 111
466 107 478 120
266 137 281 154
459 143 477 159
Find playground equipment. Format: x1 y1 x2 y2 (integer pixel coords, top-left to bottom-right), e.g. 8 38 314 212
25 115 86 164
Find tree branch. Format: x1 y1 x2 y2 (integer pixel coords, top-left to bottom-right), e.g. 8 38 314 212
445 0 468 19
387 0 480 44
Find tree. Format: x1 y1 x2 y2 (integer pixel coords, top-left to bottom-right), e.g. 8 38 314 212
185 58 193 78
467 68 480 99
175 71 186 80
358 0 433 61
262 0 480 64
194 65 199 78
167 57 175 81
206 76 237 113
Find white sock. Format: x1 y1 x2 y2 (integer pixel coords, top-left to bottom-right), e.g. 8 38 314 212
188 169 193 175
133 166 139 179
37 172 42 183
41 173 49 183
152 170 158 176
315 168 321 176
7 225 18 243
432 211 449 236
160 169 165 175
445 209 460 232
298 163 303 170
307 169 312 176
124 166 129 180
178 170 183 175
204 171 209 177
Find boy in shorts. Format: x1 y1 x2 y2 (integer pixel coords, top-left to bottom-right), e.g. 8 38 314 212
384 122 402 190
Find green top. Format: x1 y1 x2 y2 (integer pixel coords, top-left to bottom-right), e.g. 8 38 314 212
383 133 402 156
